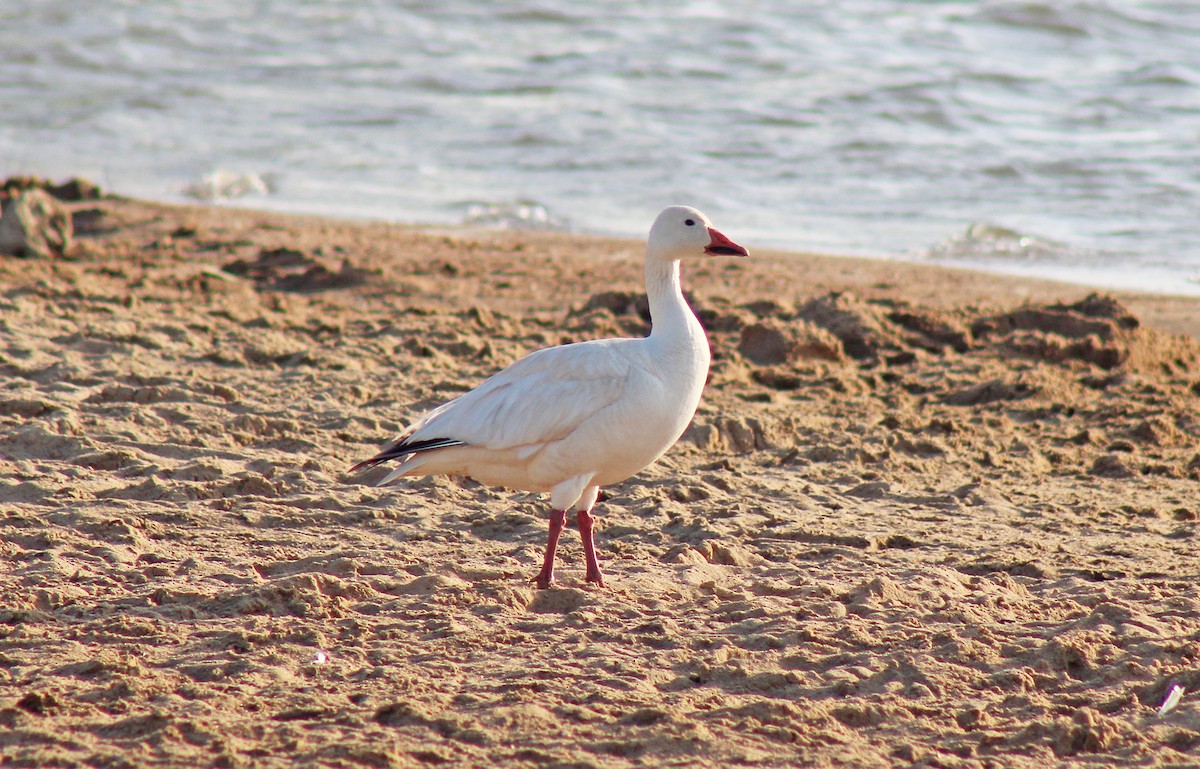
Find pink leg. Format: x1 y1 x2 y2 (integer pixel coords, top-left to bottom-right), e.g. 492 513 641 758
532 509 567 589
577 509 605 587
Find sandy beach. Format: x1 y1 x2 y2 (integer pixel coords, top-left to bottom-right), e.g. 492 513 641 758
1 187 1198 768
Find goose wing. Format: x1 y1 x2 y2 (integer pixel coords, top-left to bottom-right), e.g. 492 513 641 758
353 340 635 471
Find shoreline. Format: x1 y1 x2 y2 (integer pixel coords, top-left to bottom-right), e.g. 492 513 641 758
122 194 1200 339
157 192 1200 306
15 184 1200 335
16 169 1200 306
143 180 1200 304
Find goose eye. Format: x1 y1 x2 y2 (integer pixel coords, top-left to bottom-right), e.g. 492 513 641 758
684 219 695 226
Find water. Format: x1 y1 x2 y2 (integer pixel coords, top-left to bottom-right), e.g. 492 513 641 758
3 1 1199 294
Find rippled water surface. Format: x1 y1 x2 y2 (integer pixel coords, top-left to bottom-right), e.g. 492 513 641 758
3 1 1198 292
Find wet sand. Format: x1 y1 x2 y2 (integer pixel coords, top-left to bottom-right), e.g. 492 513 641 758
1 193 1198 767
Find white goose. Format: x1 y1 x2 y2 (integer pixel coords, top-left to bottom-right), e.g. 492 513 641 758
352 205 748 588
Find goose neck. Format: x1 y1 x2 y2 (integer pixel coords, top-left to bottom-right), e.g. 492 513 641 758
645 256 698 341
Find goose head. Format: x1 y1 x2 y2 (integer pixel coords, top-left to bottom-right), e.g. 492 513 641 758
647 205 749 262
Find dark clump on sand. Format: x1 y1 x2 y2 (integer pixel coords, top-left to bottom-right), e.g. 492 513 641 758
1 186 1198 767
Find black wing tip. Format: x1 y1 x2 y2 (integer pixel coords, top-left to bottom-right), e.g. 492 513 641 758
402 437 467 454
348 457 383 474
348 437 465 474
348 449 408 474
